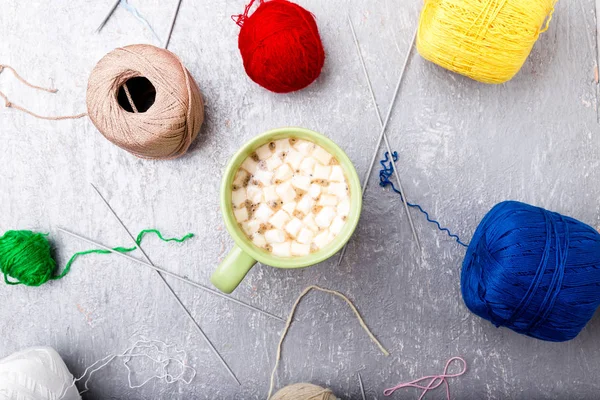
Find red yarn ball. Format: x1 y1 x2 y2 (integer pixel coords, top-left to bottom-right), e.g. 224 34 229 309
235 0 325 93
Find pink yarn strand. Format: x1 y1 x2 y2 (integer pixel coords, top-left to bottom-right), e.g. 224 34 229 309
383 357 467 399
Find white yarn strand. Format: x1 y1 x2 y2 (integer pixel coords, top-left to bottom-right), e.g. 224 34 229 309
58 338 195 399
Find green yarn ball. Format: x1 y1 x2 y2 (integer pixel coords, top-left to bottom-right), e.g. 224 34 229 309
0 230 60 286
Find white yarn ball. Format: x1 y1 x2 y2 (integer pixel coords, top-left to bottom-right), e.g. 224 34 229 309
0 347 80 400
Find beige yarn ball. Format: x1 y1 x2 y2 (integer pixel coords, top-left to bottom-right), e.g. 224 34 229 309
86 44 204 159
271 383 338 400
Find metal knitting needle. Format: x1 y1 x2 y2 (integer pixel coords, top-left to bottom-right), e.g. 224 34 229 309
163 0 183 49
337 17 421 266
351 17 420 249
57 227 285 323
96 0 120 33
358 373 367 400
89 185 241 385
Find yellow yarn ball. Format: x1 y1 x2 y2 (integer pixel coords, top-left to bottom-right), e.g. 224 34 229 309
271 383 338 400
417 0 556 84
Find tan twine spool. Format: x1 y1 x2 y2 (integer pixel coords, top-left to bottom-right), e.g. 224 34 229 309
86 44 204 159
271 383 338 400
1 45 203 159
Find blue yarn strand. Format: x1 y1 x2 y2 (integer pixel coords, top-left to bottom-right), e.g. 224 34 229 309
378 152 468 248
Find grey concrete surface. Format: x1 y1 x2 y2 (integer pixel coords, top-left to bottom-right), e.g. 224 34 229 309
1 0 600 399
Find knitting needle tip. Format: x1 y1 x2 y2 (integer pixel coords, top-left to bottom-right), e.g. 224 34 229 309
163 0 183 49
336 244 349 267
95 0 120 33
358 372 367 400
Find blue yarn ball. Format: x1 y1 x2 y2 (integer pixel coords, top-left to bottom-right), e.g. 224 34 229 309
461 201 600 342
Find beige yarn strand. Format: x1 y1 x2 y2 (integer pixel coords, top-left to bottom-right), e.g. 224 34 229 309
267 285 390 400
122 83 139 113
0 64 87 120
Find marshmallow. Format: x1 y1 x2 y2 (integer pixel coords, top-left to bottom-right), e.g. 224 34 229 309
313 229 334 249
318 194 338 207
292 175 311 191
285 218 303 237
297 228 314 244
299 157 316 175
274 164 293 181
232 189 247 207
296 195 315 215
282 201 296 215
266 155 283 171
294 140 314 156
241 222 253 236
246 185 263 204
327 182 348 199
264 186 279 202
246 220 262 235
313 164 331 180
329 165 345 182
269 210 291 229
234 207 249 223
253 169 274 186
241 157 259 174
315 206 336 228
255 144 273 160
338 198 350 217
275 139 290 153
330 216 346 235
254 203 274 222
291 241 311 256
252 233 267 248
233 169 249 186
303 213 319 232
313 146 333 165
285 148 304 170
271 242 292 257
308 184 321 199
276 182 297 203
265 229 286 244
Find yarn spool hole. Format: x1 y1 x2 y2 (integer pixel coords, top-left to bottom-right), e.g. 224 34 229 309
117 77 156 113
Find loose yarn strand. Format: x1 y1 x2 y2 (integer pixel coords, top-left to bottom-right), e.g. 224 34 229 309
53 229 194 282
0 64 57 93
58 338 195 400
232 0 259 26
122 82 139 113
383 357 467 399
0 64 87 120
267 285 389 399
379 152 468 247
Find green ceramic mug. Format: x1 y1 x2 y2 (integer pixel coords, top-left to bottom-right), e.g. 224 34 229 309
211 127 362 293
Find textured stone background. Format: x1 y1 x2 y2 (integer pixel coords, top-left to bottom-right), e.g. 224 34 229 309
1 0 600 398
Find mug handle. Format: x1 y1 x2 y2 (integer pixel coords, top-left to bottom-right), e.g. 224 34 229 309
211 245 257 293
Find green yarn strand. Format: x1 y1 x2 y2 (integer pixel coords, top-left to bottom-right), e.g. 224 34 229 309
135 229 194 245
52 246 137 282
0 229 194 287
